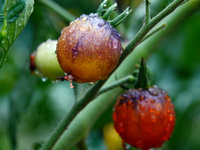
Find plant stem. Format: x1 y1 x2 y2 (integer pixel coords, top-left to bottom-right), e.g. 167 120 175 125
145 0 151 24
109 7 132 27
118 0 185 66
36 0 75 24
98 75 135 95
141 23 167 42
41 80 105 150
97 0 108 17
102 3 117 20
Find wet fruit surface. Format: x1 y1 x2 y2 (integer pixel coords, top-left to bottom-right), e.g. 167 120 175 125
56 14 122 83
112 86 176 150
33 39 64 80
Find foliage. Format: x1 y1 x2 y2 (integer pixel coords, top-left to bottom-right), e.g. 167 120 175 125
0 0 200 150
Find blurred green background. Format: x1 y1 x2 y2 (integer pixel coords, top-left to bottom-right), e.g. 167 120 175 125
0 0 200 150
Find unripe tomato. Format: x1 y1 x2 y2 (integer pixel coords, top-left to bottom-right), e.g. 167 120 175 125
112 86 176 150
33 39 64 80
56 14 122 83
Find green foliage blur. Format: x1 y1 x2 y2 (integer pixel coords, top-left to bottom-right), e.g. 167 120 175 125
0 0 200 150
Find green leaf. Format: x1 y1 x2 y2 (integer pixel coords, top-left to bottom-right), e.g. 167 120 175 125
0 0 34 68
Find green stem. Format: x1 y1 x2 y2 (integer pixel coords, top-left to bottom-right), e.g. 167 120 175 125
118 0 185 66
102 3 117 20
109 7 132 27
141 23 167 42
97 0 108 17
145 0 151 24
98 75 136 95
41 80 105 150
36 0 75 24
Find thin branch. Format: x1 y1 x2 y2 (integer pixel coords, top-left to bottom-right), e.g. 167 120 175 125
97 0 108 17
102 3 117 20
98 75 136 95
118 0 185 66
145 0 151 25
141 23 167 42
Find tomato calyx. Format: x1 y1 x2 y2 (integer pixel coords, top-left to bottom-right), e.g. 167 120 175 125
29 53 36 74
57 73 76 88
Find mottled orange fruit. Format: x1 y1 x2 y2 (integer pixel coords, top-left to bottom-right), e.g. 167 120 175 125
57 14 122 83
112 86 176 150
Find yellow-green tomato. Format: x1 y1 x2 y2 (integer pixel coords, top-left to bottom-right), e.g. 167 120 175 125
34 39 64 80
57 14 122 83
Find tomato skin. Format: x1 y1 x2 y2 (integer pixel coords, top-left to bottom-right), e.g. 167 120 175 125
112 86 176 150
56 14 122 83
32 39 64 80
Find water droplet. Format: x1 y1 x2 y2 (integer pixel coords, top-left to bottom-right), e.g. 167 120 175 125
169 113 174 121
118 122 124 133
51 80 59 84
135 140 142 146
82 16 88 21
98 21 106 27
148 88 158 96
163 111 167 116
112 38 118 49
69 29 74 33
151 116 156 122
167 107 171 113
89 13 97 17
139 93 145 101
165 96 171 101
90 82 94 85
150 98 155 103
139 113 145 119
41 77 47 82
139 103 145 110
149 106 154 113
79 25 90 32
18 23 22 26
73 51 78 57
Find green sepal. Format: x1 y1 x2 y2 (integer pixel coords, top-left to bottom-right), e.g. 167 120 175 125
134 58 149 89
